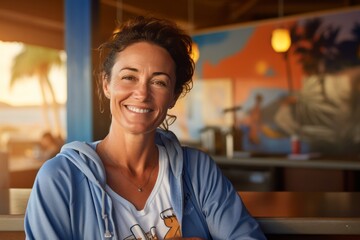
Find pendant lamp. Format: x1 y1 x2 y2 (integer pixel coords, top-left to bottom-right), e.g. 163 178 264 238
188 0 199 62
271 28 291 53
271 0 291 53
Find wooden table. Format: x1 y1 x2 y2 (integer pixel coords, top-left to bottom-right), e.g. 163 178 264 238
214 155 360 170
1 189 360 238
214 156 360 191
240 191 360 236
7 157 45 188
9 156 45 172
0 188 30 232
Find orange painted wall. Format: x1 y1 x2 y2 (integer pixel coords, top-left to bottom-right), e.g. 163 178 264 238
201 24 303 105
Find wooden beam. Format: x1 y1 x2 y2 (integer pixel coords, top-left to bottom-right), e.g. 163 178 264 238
0 9 63 49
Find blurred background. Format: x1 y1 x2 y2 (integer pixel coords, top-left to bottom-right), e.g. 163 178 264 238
1 0 360 191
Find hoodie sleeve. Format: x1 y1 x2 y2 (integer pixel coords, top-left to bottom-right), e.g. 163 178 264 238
24 157 75 240
184 147 266 240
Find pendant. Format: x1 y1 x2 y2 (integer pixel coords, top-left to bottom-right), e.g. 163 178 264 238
138 188 142 192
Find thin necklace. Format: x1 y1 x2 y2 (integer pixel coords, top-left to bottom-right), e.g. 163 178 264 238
117 161 157 192
98 142 158 193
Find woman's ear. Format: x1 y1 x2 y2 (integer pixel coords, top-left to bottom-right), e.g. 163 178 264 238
102 75 110 99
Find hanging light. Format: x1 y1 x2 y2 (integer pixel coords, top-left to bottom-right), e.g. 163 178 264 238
113 0 123 34
271 0 291 53
188 0 199 62
271 28 291 52
191 42 200 63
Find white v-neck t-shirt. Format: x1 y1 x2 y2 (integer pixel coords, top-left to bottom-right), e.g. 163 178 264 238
105 145 181 239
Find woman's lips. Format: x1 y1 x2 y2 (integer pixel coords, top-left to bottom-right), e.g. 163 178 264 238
126 105 151 113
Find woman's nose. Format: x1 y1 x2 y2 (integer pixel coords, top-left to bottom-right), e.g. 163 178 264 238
133 81 150 100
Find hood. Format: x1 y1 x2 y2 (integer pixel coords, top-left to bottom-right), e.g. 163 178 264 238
155 129 184 179
58 141 112 238
59 140 106 186
59 129 184 183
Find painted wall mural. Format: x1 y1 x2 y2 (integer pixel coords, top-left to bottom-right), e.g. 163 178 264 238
171 8 360 155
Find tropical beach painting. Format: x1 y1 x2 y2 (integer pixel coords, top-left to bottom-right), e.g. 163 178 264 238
173 8 360 155
0 41 66 155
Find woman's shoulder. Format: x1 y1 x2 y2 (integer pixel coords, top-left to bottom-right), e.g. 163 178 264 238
36 154 86 186
182 146 213 161
40 153 75 170
182 146 218 172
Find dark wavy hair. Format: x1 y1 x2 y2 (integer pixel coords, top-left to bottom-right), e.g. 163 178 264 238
97 16 195 130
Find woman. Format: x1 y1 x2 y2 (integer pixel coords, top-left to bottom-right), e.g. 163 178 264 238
25 16 266 240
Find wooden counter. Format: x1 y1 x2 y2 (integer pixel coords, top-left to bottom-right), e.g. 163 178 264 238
241 191 360 236
214 155 360 191
1 189 360 238
7 157 45 188
213 155 360 170
0 188 30 231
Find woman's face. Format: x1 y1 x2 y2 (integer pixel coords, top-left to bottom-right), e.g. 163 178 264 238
103 41 178 135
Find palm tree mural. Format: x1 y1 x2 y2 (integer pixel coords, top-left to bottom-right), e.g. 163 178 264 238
290 18 340 101
10 44 64 138
336 23 360 69
285 18 360 153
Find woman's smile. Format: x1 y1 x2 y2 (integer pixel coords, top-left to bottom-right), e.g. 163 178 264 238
126 105 152 114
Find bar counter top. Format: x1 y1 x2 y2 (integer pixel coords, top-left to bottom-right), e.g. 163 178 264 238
213 155 360 170
1 189 360 235
241 191 360 235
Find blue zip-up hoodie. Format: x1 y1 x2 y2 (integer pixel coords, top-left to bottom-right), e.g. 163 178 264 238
25 129 266 239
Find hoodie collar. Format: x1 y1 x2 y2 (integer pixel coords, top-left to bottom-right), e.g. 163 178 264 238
60 129 184 184
59 141 107 186
155 129 184 179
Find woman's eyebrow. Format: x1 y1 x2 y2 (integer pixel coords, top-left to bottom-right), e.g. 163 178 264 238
120 67 138 72
153 72 172 79
120 67 172 79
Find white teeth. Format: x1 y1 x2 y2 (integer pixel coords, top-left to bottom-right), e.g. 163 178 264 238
127 106 150 113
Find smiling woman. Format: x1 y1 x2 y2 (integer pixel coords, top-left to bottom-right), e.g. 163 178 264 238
24 16 266 240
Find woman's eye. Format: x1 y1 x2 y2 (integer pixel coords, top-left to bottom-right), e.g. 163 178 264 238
152 80 167 87
122 75 135 81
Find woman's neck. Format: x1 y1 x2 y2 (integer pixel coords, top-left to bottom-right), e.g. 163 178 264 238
98 129 158 173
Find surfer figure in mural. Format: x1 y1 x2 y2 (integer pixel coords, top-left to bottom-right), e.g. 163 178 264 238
248 93 263 144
